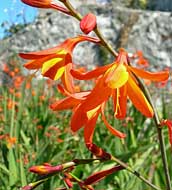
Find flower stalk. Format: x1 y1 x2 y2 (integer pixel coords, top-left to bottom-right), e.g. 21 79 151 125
135 77 172 190
111 156 161 190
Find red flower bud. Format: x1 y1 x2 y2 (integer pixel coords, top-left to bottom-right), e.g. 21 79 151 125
21 185 33 190
29 164 63 175
80 13 97 34
82 165 124 186
21 0 71 15
29 162 75 175
86 143 111 160
21 0 52 8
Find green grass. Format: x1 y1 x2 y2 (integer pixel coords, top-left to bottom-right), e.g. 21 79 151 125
0 76 172 190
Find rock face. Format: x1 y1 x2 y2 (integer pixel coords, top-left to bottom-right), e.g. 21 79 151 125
0 3 172 75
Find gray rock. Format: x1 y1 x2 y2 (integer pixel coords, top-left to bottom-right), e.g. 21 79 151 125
0 3 171 83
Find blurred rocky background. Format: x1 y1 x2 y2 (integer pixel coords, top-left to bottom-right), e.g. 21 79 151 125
0 0 172 83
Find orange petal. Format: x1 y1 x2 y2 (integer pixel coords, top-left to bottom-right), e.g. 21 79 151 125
128 66 169 82
127 76 154 117
80 77 112 112
57 84 90 100
61 63 75 93
50 97 80 111
41 58 65 80
23 54 58 69
71 64 112 80
71 105 88 132
101 104 126 138
84 112 99 143
19 47 61 59
24 59 44 70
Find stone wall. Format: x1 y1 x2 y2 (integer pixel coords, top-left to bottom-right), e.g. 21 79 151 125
0 3 171 76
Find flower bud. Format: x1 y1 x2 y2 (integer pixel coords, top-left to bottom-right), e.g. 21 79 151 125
29 164 63 175
80 13 97 34
21 0 71 15
21 0 52 8
86 143 111 160
21 185 33 190
82 165 124 186
29 162 75 175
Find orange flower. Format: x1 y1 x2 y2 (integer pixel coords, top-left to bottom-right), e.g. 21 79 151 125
21 0 71 15
13 76 24 88
132 50 149 67
6 136 17 149
71 49 169 118
50 85 126 146
7 99 17 110
19 36 100 93
3 64 9 73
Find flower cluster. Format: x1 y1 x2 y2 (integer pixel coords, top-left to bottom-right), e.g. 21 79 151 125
20 0 169 154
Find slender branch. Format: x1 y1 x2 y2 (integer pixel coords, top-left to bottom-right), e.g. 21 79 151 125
94 27 118 57
111 156 161 190
135 77 172 190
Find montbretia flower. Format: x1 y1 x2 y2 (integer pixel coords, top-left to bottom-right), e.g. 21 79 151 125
50 85 126 154
21 0 71 15
19 36 100 93
80 13 97 34
71 49 169 118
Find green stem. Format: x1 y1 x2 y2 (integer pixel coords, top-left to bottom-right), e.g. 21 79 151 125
136 77 172 190
111 156 161 190
94 27 118 57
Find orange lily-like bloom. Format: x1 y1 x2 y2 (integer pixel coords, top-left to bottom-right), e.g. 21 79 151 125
19 36 100 93
50 85 126 148
71 49 169 119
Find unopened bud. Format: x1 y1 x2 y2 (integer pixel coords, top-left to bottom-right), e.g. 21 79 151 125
21 0 71 15
86 143 111 160
21 184 33 190
21 0 52 8
29 164 63 175
80 13 97 34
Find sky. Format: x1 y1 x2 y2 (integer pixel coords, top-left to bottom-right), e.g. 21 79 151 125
0 0 37 39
